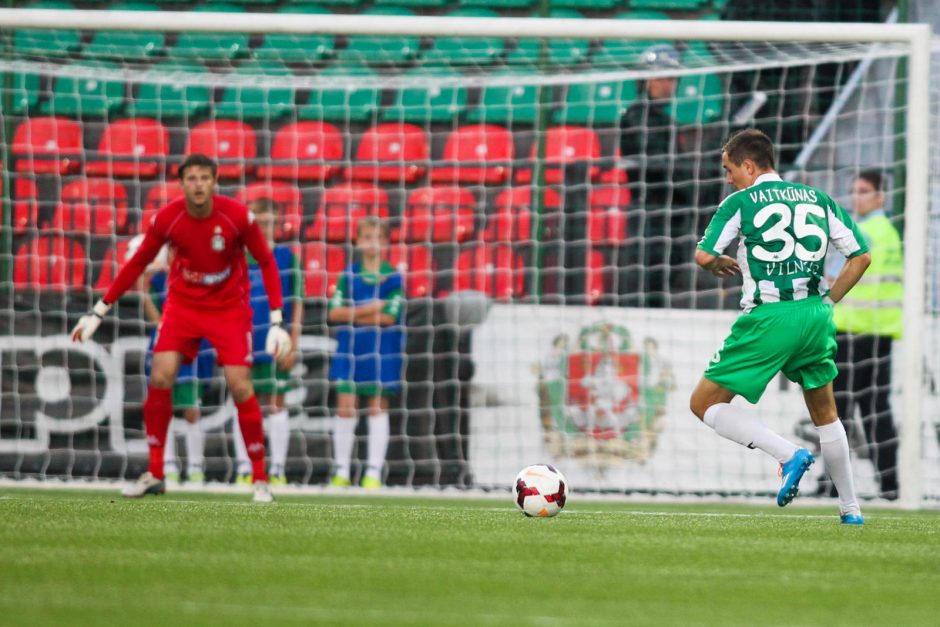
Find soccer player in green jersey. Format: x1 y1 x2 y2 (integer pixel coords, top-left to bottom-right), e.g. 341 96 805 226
690 129 872 525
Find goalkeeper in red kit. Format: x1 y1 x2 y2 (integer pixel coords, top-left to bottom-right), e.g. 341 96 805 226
71 154 291 503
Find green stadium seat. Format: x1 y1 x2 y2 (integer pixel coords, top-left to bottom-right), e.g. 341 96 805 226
83 2 165 60
8 72 42 114
14 1 82 57
506 9 590 68
254 6 335 63
423 8 505 66
335 7 420 65
126 61 212 119
375 0 451 7
215 61 295 121
383 67 467 123
555 79 637 125
669 72 724 125
460 0 534 8
296 0 360 5
628 0 707 9
40 61 125 117
548 0 619 8
466 69 545 125
298 66 381 123
594 11 672 66
172 4 250 61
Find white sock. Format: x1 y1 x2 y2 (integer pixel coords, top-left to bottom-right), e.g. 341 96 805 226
232 418 252 475
184 421 204 475
366 412 390 480
816 420 861 515
332 416 357 480
163 422 179 473
703 403 798 464
269 409 290 476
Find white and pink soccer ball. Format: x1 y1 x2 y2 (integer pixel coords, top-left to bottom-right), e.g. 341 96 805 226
513 464 569 518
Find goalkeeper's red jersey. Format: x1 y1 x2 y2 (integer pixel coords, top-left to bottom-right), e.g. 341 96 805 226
105 195 284 311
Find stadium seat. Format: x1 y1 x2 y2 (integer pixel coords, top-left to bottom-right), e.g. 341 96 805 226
93 237 133 291
453 243 525 301
483 186 561 244
548 0 618 8
586 186 630 246
85 118 170 179
556 79 638 125
401 186 477 244
430 124 513 186
83 2 165 59
141 181 183 230
515 125 600 184
40 60 126 117
9 71 41 115
466 69 542 124
347 123 429 184
460 0 533 8
383 67 468 123
629 0 706 9
376 0 450 7
14 1 82 57
584 248 608 306
13 235 88 291
670 72 725 126
594 11 672 67
422 8 505 66
183 120 257 179
598 147 628 184
506 9 590 68
54 178 130 235
256 121 345 182
172 4 250 61
335 7 420 65
126 61 212 119
387 244 433 299
306 183 390 244
298 65 381 124
236 181 304 242
12 117 83 175
301 242 346 298
215 60 295 121
11 177 40 235
255 6 335 63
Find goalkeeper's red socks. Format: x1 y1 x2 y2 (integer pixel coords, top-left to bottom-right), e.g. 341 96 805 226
143 386 173 480
236 395 268 483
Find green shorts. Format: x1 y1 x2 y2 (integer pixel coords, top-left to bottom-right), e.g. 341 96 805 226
705 297 838 404
172 378 200 409
334 381 398 398
252 361 292 397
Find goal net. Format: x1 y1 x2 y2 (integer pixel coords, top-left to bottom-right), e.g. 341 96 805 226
0 7 934 506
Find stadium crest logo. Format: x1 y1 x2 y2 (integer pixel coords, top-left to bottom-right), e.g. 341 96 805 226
535 322 674 467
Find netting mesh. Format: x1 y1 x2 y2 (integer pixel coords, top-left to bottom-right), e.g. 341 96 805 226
0 9 933 502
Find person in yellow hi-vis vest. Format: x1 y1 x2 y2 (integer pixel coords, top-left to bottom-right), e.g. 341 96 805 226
821 170 902 500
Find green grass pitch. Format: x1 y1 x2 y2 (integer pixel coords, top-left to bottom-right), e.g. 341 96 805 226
1 488 938 626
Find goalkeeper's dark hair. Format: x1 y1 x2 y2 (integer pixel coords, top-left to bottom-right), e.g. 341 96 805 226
178 153 218 180
722 128 775 170
857 169 885 192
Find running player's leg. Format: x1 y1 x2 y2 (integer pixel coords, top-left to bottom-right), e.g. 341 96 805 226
331 390 358 486
362 394 390 488
804 383 862 522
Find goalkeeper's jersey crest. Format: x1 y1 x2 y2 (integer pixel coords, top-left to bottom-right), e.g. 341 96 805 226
698 172 870 311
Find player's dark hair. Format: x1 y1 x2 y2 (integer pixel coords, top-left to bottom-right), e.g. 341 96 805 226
722 128 775 170
857 169 884 192
178 153 218 180
357 216 390 240
248 197 276 214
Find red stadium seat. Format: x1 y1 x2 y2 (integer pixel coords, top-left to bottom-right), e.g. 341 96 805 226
13 235 87 291
584 248 608 306
454 243 525 301
401 186 476 244
141 181 183 231
598 147 628 184
515 125 600 184
301 242 346 298
85 118 170 179
93 237 133 291
430 124 513 185
12 117 82 175
387 243 432 299
347 123 428 184
587 186 630 245
11 177 39 235
257 121 344 182
54 178 129 235
183 120 256 179
237 181 304 242
306 183 389 244
485 186 561 243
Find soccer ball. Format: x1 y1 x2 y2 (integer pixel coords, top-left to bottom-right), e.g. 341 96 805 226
513 464 568 517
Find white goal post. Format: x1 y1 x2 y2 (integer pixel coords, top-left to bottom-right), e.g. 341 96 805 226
0 9 932 507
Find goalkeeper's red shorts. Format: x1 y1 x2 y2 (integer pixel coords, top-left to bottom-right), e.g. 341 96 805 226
154 300 254 367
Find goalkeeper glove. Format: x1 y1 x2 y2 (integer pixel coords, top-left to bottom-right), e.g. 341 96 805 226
71 300 111 343
265 309 292 361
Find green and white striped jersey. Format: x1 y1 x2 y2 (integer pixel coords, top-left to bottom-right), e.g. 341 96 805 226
698 172 869 312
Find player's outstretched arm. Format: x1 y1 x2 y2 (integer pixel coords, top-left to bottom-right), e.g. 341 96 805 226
828 252 872 304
